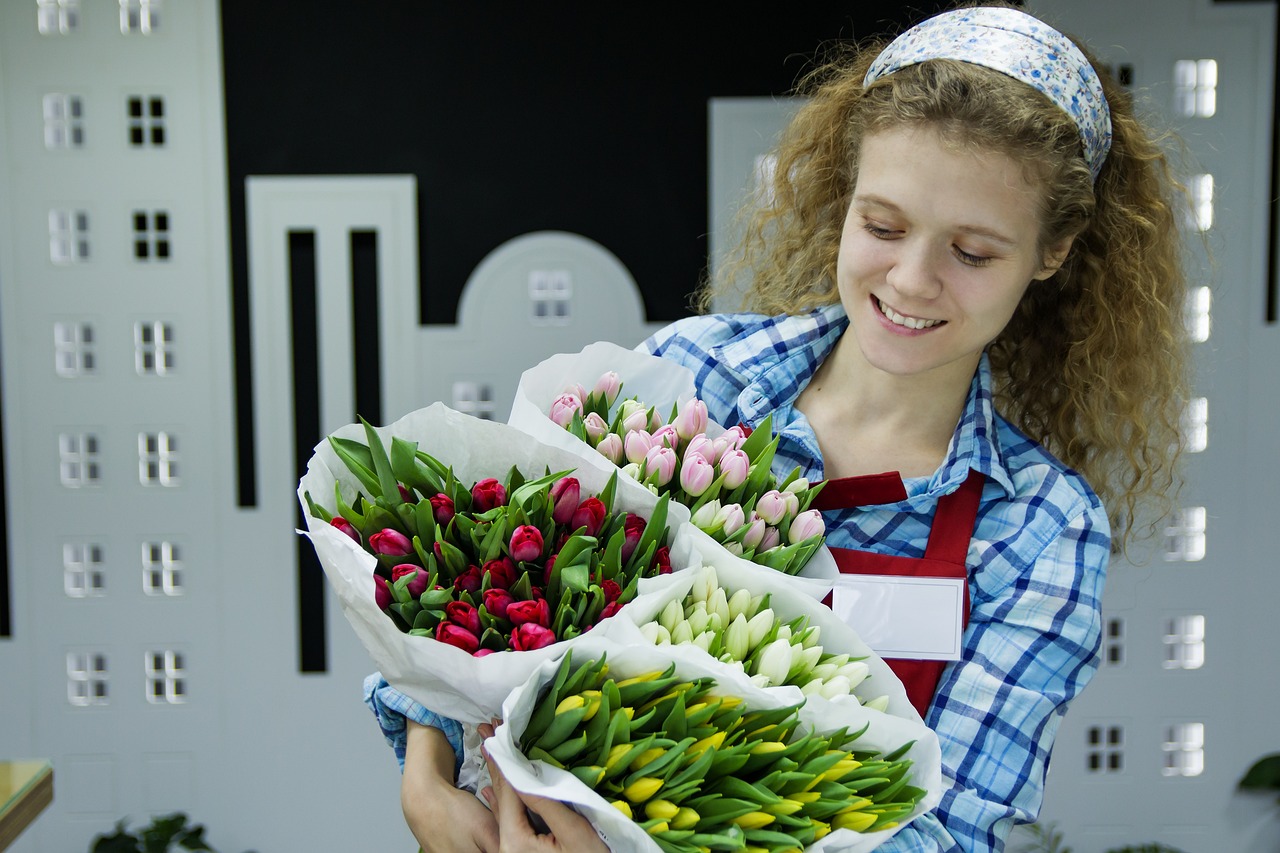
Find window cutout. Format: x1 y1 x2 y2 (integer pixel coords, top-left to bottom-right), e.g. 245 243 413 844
1163 614 1206 670
1186 174 1214 232
134 321 175 375
1163 506 1206 562
38 0 80 34
49 209 90 264
138 432 179 486
1162 723 1205 777
1185 286 1211 343
54 321 96 377
60 433 101 487
1183 397 1208 453
132 209 171 260
145 650 186 704
1174 59 1217 118
43 94 85 148
452 381 495 420
529 270 572 325
67 651 108 705
1104 617 1125 666
120 0 160 34
141 541 183 596
126 96 165 146
1085 724 1125 774
64 543 105 598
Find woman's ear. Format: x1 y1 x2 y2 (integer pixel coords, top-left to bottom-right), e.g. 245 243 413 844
1033 234 1076 281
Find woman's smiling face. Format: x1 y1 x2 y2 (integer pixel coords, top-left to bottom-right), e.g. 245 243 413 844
837 124 1069 386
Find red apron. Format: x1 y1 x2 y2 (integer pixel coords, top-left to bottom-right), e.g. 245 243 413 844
814 469 985 717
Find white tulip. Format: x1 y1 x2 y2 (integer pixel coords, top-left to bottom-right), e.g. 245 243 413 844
640 622 671 645
727 588 753 621
800 678 825 696
810 663 840 681
836 661 871 689
783 477 811 495
754 638 795 686
819 675 852 700
724 613 750 661
690 500 722 531
745 609 775 650
708 588 731 626
799 626 822 649
658 599 684 634
775 625 792 642
706 611 724 634
796 645 823 674
686 603 710 636
671 620 694 645
749 674 772 689
823 653 851 668
864 694 891 713
620 462 642 481
692 630 714 653
724 541 744 557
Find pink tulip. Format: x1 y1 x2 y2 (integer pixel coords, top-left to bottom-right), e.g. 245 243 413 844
583 412 610 444
651 425 681 450
571 497 607 537
509 526 544 563
549 477 581 525
329 517 360 543
720 425 750 450
369 528 412 557
679 454 715 497
741 517 767 550
788 509 825 544
549 393 583 428
373 576 392 610
643 445 677 487
507 597 551 628
392 563 429 598
624 430 653 465
436 622 480 654
429 493 455 526
718 450 751 490
510 623 557 651
759 525 782 552
619 400 649 434
473 648 497 658
470 478 507 511
592 371 622 406
755 490 788 526
673 400 709 441
781 491 801 520
685 434 717 464
445 600 481 636
596 433 624 464
715 503 746 536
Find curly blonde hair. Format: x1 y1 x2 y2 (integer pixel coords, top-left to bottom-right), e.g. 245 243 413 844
702 6 1190 551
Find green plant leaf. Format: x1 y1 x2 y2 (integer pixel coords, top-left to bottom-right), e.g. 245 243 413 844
1239 753 1280 790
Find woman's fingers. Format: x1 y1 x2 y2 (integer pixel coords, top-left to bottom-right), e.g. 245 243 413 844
519 793 605 848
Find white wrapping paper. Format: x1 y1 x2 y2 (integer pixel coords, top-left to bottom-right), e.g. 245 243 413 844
484 634 943 853
297 402 700 724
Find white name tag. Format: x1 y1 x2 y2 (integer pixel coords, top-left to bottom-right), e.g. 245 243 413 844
830 574 965 661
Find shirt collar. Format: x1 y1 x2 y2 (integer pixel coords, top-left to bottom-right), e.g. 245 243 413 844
711 304 1017 501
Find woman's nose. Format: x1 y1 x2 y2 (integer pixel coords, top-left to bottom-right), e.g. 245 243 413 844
885 240 944 300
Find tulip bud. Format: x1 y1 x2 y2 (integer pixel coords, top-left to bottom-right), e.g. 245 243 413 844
623 777 664 804
392 563 429 598
658 599 684 634
645 799 680 822
819 675 853 700
470 478 507 511
643 446 677 487
583 412 610 444
507 597 551 628
592 371 622 406
509 525 544 563
509 623 557 651
781 491 801 520
800 678 824 696
619 400 649 434
600 578 622 604
755 490 788 526
799 626 822 649
570 497 607 537
620 462 642 480
453 565 483 593
329 517 361 543
673 399 709 441
684 434 716 464
797 645 823 673
708 587 731 627
549 477 580 525
718 449 751 490
836 660 871 689
724 542 744 556
369 528 412 557
720 424 750 449
783 477 811 495
745 609 775 649
652 545 672 574
482 587 515 620
865 694 891 712
714 503 746 537
436 621 480 653
639 621 671 645
671 620 694 645
726 588 753 621
692 631 714 653
444 600 481 636
755 638 795 685
679 454 715 497
686 602 710 635
624 430 653 465
811 663 840 681
620 514 645 563
373 576 392 610
428 493 455 526
689 499 721 530
788 509 825 544
740 517 767 551
759 525 782 552
595 432 624 465
549 393 583 428
724 614 750 661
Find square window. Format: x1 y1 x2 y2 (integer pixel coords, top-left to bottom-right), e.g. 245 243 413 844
43 94 85 149
132 210 172 261
67 650 109 706
1085 724 1125 774
1162 723 1205 777
38 0 80 34
49 208 90 264
120 0 161 34
141 540 183 595
134 321 175 376
528 270 572 325
60 432 102 487
1163 507 1207 562
126 94 165 146
64 542 106 598
144 648 187 704
1173 59 1218 118
138 431 179 486
1163 614 1206 670
54 321 96 377
452 381 496 420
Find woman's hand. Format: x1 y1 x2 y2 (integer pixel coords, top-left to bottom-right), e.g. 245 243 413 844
401 720 500 853
479 723 609 852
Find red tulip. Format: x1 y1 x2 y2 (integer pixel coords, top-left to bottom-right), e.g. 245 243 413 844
507 597 551 628
473 648 497 658
329 517 361 543
483 588 515 620
374 576 392 610
571 497 607 538
391 563 429 598
453 565 483 593
444 600 481 636
436 622 480 654
483 556 517 591
368 528 412 557
509 525 544 563
470 478 507 512
600 579 622 604
621 514 645 563
510 623 556 651
652 545 672 575
429 493 455 525
398 484 415 503
549 477 581 525
599 600 623 620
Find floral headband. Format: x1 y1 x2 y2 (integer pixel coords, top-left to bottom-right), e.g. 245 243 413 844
864 7 1112 182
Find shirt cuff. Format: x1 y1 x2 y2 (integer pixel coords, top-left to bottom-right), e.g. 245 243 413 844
363 672 464 775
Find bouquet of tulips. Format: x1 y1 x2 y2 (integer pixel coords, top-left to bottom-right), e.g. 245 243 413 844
297 403 695 724
304 418 673 656
484 637 943 853
508 342 837 579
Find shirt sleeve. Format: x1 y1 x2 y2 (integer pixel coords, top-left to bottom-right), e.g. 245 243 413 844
873 501 1109 852
362 672 464 775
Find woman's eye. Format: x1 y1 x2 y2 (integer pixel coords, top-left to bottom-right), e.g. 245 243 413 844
953 246 993 267
863 223 897 238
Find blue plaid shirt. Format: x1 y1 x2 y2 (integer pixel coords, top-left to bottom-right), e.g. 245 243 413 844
643 306 1109 852
366 304 1108 851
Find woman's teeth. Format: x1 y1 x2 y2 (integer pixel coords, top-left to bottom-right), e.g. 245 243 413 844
878 298 943 330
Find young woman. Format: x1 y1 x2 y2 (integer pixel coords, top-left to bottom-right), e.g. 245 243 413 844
371 4 1189 850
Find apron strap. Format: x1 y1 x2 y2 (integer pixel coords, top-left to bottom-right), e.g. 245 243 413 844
810 471 908 510
923 469 985 564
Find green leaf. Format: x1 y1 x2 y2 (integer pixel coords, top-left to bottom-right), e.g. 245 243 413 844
560 562 590 594
1239 753 1280 790
361 418 402 508
328 436 382 498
